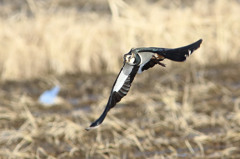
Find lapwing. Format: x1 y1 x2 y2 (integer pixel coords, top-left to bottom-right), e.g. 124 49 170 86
86 39 202 130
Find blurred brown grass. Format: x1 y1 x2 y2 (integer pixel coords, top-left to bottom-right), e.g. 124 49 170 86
0 0 239 80
0 0 240 159
0 63 240 158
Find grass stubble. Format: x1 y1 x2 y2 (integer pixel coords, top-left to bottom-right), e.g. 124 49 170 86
0 0 240 158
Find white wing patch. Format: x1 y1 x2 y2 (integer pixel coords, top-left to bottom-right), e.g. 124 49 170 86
113 64 134 92
185 49 192 58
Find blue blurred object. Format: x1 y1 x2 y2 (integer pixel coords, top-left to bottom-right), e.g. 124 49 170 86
39 85 60 105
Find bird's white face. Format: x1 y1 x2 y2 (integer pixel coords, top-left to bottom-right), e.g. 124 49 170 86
125 54 136 65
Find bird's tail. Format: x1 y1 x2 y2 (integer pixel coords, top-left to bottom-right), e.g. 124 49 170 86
160 39 202 62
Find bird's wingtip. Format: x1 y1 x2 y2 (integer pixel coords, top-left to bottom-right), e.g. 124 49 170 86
85 124 100 131
85 127 92 131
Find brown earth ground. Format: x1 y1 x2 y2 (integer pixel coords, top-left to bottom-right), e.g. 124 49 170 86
0 0 240 158
0 62 240 158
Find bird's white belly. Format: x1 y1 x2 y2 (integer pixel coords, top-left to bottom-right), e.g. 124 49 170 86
137 52 154 74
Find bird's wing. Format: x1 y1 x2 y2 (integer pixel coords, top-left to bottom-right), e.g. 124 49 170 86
86 63 139 130
138 39 202 72
156 39 202 62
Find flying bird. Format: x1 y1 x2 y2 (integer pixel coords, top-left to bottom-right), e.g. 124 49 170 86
86 39 202 130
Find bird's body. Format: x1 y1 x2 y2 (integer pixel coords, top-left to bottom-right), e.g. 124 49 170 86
86 39 202 130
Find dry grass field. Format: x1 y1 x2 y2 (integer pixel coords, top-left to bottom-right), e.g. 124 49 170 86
0 0 240 158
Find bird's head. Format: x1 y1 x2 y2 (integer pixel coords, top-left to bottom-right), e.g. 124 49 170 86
124 49 141 66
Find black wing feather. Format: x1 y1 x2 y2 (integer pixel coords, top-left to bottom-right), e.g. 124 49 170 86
158 39 202 61
137 39 202 62
140 39 202 72
86 65 139 130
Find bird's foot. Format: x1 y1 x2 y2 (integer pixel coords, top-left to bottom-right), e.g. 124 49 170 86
158 62 166 67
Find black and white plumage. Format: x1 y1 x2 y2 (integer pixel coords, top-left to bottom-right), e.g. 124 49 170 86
86 39 202 130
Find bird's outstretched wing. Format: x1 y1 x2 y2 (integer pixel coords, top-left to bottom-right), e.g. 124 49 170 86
86 63 139 130
139 39 202 72
156 39 202 62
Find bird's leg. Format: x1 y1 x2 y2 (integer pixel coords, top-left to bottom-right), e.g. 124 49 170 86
157 59 166 67
158 61 166 67
152 55 166 67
